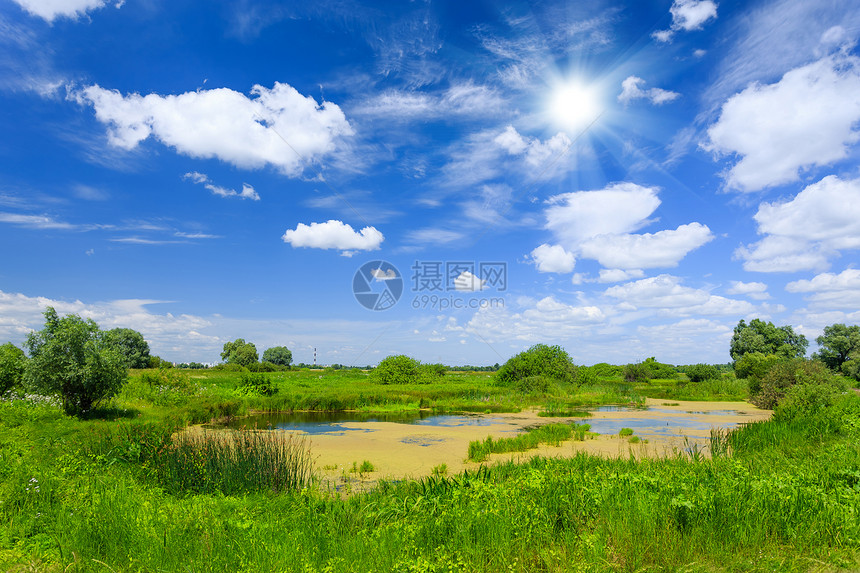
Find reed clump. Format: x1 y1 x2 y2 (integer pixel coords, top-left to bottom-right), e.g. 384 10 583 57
155 429 313 495
468 422 590 462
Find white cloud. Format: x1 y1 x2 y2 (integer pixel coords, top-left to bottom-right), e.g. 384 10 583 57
494 125 572 168
282 220 383 254
352 83 506 121
530 243 576 273
704 53 860 192
183 172 260 201
545 182 661 247
465 296 605 344
10 0 121 23
541 183 710 271
618 76 680 106
75 82 353 177
653 0 718 42
0 212 76 230
0 291 216 359
604 275 756 316
726 281 770 300
786 268 860 309
404 228 465 246
735 175 860 272
579 223 713 270
597 269 645 283
454 271 487 292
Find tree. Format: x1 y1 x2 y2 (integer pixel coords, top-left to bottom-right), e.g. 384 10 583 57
372 355 421 384
730 319 808 361
495 344 577 386
262 346 292 367
221 339 259 367
103 327 151 369
814 323 860 371
0 342 26 394
24 307 127 415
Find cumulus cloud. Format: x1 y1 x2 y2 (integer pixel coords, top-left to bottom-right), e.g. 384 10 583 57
282 220 383 255
597 269 645 283
704 53 860 192
0 291 216 359
10 0 122 22
541 183 711 272
465 297 605 344
653 0 718 42
454 271 487 292
726 281 770 300
529 243 576 273
74 82 353 177
183 172 260 201
618 76 680 106
604 275 755 316
579 223 713 270
735 176 860 272
785 268 860 309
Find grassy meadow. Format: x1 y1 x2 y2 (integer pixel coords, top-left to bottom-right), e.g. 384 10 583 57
1 366 859 571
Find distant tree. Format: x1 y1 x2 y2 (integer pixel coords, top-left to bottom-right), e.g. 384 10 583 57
103 327 151 369
814 323 860 371
0 342 26 394
148 356 173 369
262 346 293 367
730 319 808 362
24 307 127 416
221 339 259 367
684 364 721 383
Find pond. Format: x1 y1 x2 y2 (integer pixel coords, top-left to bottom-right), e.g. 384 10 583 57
212 399 770 484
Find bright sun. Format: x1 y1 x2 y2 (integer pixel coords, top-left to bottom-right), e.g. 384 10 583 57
548 81 602 133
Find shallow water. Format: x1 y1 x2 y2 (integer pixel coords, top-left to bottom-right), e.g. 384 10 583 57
223 411 504 435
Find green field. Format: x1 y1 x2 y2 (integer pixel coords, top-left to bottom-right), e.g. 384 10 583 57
1 367 859 572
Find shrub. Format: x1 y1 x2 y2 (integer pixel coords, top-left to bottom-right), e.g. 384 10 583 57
211 363 249 373
372 355 422 384
576 366 599 385
750 359 840 410
0 342 26 394
247 361 278 373
590 363 623 377
622 362 650 384
842 351 860 382
495 344 576 387
685 364 721 383
513 375 551 393
421 363 447 378
642 357 677 380
235 373 277 397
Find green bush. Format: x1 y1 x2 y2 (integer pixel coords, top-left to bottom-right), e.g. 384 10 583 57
590 363 623 377
576 366 599 385
685 364 721 383
211 363 249 373
513 375 551 393
247 361 278 373
0 342 26 394
372 355 422 384
642 357 677 379
235 373 277 397
751 359 841 410
842 351 860 382
622 362 650 384
495 344 576 387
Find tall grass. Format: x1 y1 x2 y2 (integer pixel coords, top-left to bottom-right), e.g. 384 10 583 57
155 429 313 495
468 422 591 462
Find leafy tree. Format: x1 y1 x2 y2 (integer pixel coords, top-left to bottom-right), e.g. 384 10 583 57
262 346 293 367
103 327 151 369
750 358 844 410
23 307 127 416
0 342 26 394
641 357 677 380
814 323 860 371
495 344 577 386
221 339 259 367
730 319 808 361
622 362 650 384
842 350 860 382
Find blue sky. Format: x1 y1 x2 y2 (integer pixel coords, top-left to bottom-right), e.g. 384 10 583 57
1 0 859 366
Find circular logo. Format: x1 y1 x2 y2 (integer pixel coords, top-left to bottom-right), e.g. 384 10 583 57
353 260 403 311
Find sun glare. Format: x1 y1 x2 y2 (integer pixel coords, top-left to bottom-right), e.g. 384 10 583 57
548 81 602 133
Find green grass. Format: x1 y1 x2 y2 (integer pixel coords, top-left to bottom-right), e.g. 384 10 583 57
2 370 860 572
468 422 591 462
